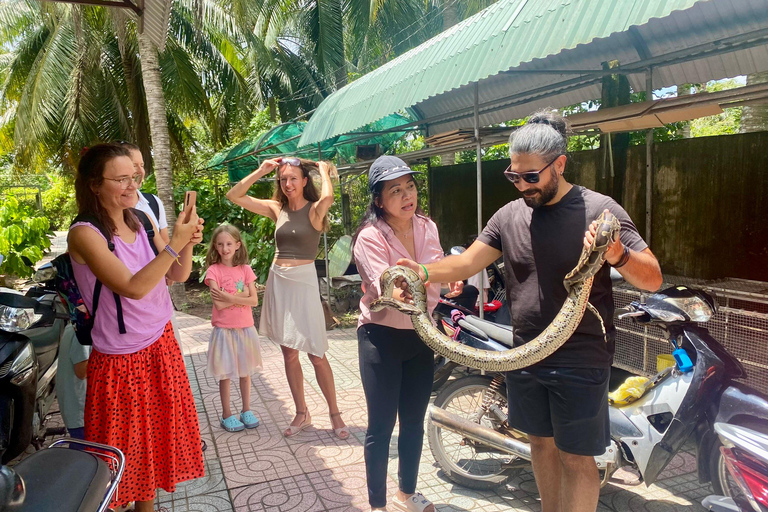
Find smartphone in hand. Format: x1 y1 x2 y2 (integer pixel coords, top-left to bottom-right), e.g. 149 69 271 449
183 191 197 222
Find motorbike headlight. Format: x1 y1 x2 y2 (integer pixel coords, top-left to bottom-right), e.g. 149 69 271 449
33 266 57 283
0 343 34 379
0 305 42 332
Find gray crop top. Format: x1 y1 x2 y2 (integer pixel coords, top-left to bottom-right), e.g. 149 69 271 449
274 202 321 260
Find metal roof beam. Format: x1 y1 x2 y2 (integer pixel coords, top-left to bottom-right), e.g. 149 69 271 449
424 26 768 130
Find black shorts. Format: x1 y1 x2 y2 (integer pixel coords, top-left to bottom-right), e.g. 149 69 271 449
506 366 610 456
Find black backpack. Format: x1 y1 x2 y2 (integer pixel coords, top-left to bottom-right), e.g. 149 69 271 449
52 209 159 346
141 192 161 222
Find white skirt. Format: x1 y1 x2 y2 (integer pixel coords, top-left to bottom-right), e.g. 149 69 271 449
259 263 328 357
207 326 262 381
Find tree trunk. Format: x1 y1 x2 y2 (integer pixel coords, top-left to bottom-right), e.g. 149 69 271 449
137 31 187 306
740 72 768 133
268 97 277 122
442 0 459 31
598 60 630 204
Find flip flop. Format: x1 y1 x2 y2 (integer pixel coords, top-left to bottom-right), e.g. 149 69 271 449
284 410 312 437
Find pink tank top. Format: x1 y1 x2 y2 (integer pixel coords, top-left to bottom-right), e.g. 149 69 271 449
69 222 173 355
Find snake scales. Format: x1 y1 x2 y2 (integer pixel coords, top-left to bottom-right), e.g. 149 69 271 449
369 211 621 371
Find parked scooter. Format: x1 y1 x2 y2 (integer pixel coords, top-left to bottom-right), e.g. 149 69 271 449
426 284 768 494
0 257 66 463
0 437 125 511
703 423 768 512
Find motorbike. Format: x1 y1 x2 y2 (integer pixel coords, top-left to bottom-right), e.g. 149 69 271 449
702 423 768 512
0 257 66 463
0 437 125 512
426 283 768 495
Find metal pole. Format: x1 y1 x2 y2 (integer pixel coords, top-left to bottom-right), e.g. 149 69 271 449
319 143 331 304
474 83 485 318
645 68 653 245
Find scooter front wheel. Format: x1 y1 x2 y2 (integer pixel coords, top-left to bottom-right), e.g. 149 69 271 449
427 374 521 489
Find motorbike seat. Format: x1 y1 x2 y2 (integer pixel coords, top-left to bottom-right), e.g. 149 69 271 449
462 316 515 347
12 445 112 512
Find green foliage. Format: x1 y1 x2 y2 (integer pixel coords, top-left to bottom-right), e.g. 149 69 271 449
689 79 743 137
42 173 77 229
690 108 742 137
171 168 277 284
0 196 51 278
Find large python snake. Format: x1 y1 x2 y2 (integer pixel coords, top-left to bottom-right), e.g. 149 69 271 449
369 211 621 371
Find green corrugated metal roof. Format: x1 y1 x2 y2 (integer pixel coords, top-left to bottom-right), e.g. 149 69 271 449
299 0 702 146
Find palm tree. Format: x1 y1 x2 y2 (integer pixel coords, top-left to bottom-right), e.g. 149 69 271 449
0 0 253 175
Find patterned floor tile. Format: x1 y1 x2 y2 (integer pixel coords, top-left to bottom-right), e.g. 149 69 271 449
231 474 328 512
151 311 716 512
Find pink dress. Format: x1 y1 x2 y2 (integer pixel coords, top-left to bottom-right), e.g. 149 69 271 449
205 263 263 381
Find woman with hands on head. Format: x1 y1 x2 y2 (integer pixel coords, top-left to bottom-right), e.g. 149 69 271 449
67 143 205 512
226 156 349 439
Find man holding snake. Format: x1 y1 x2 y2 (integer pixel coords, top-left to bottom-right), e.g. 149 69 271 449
397 111 662 512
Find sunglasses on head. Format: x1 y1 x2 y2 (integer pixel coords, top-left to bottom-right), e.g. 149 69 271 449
503 155 561 184
279 157 301 167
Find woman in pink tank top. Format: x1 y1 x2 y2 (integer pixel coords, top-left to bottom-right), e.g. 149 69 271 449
67 144 205 512
227 157 349 439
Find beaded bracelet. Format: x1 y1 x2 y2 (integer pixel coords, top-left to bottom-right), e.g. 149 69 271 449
419 263 429 282
164 244 182 266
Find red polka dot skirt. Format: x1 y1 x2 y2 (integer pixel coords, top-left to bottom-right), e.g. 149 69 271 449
85 322 205 507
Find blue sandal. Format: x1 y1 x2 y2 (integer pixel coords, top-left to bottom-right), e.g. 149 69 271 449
221 415 245 432
240 410 260 429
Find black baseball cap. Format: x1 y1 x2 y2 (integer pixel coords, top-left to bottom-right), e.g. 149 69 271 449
368 155 421 191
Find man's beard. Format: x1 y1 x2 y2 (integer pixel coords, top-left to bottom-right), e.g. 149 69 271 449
522 170 559 208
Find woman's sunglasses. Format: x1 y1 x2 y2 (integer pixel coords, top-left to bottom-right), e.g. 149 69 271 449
279 157 301 167
503 155 561 184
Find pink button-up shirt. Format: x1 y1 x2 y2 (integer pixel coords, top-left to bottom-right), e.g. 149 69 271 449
354 215 444 330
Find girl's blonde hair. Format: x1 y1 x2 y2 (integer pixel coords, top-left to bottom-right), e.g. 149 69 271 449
206 224 249 267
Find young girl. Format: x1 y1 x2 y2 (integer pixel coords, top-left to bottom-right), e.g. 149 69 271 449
205 224 263 432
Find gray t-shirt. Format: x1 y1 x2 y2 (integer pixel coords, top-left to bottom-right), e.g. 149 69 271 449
57 324 91 429
477 185 647 368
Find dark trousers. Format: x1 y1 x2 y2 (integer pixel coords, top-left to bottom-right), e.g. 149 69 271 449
357 324 434 508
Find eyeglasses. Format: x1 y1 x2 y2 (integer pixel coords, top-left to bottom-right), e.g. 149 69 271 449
279 157 301 167
104 174 142 189
503 156 561 184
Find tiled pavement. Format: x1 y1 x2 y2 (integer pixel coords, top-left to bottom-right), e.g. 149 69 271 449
154 312 716 512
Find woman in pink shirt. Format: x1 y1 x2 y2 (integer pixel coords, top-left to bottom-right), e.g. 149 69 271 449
353 155 448 512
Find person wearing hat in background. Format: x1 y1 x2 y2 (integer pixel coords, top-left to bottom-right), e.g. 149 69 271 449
352 155 456 512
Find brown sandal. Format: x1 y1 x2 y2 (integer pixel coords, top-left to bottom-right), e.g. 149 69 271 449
284 410 312 437
330 412 349 440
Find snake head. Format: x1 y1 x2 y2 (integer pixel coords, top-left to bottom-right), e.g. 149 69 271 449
377 265 429 315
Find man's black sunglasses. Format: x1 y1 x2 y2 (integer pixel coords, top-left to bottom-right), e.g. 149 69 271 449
503 155 561 184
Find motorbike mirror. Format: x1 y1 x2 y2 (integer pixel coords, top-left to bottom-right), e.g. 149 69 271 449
33 263 57 283
449 246 466 256
20 256 33 268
